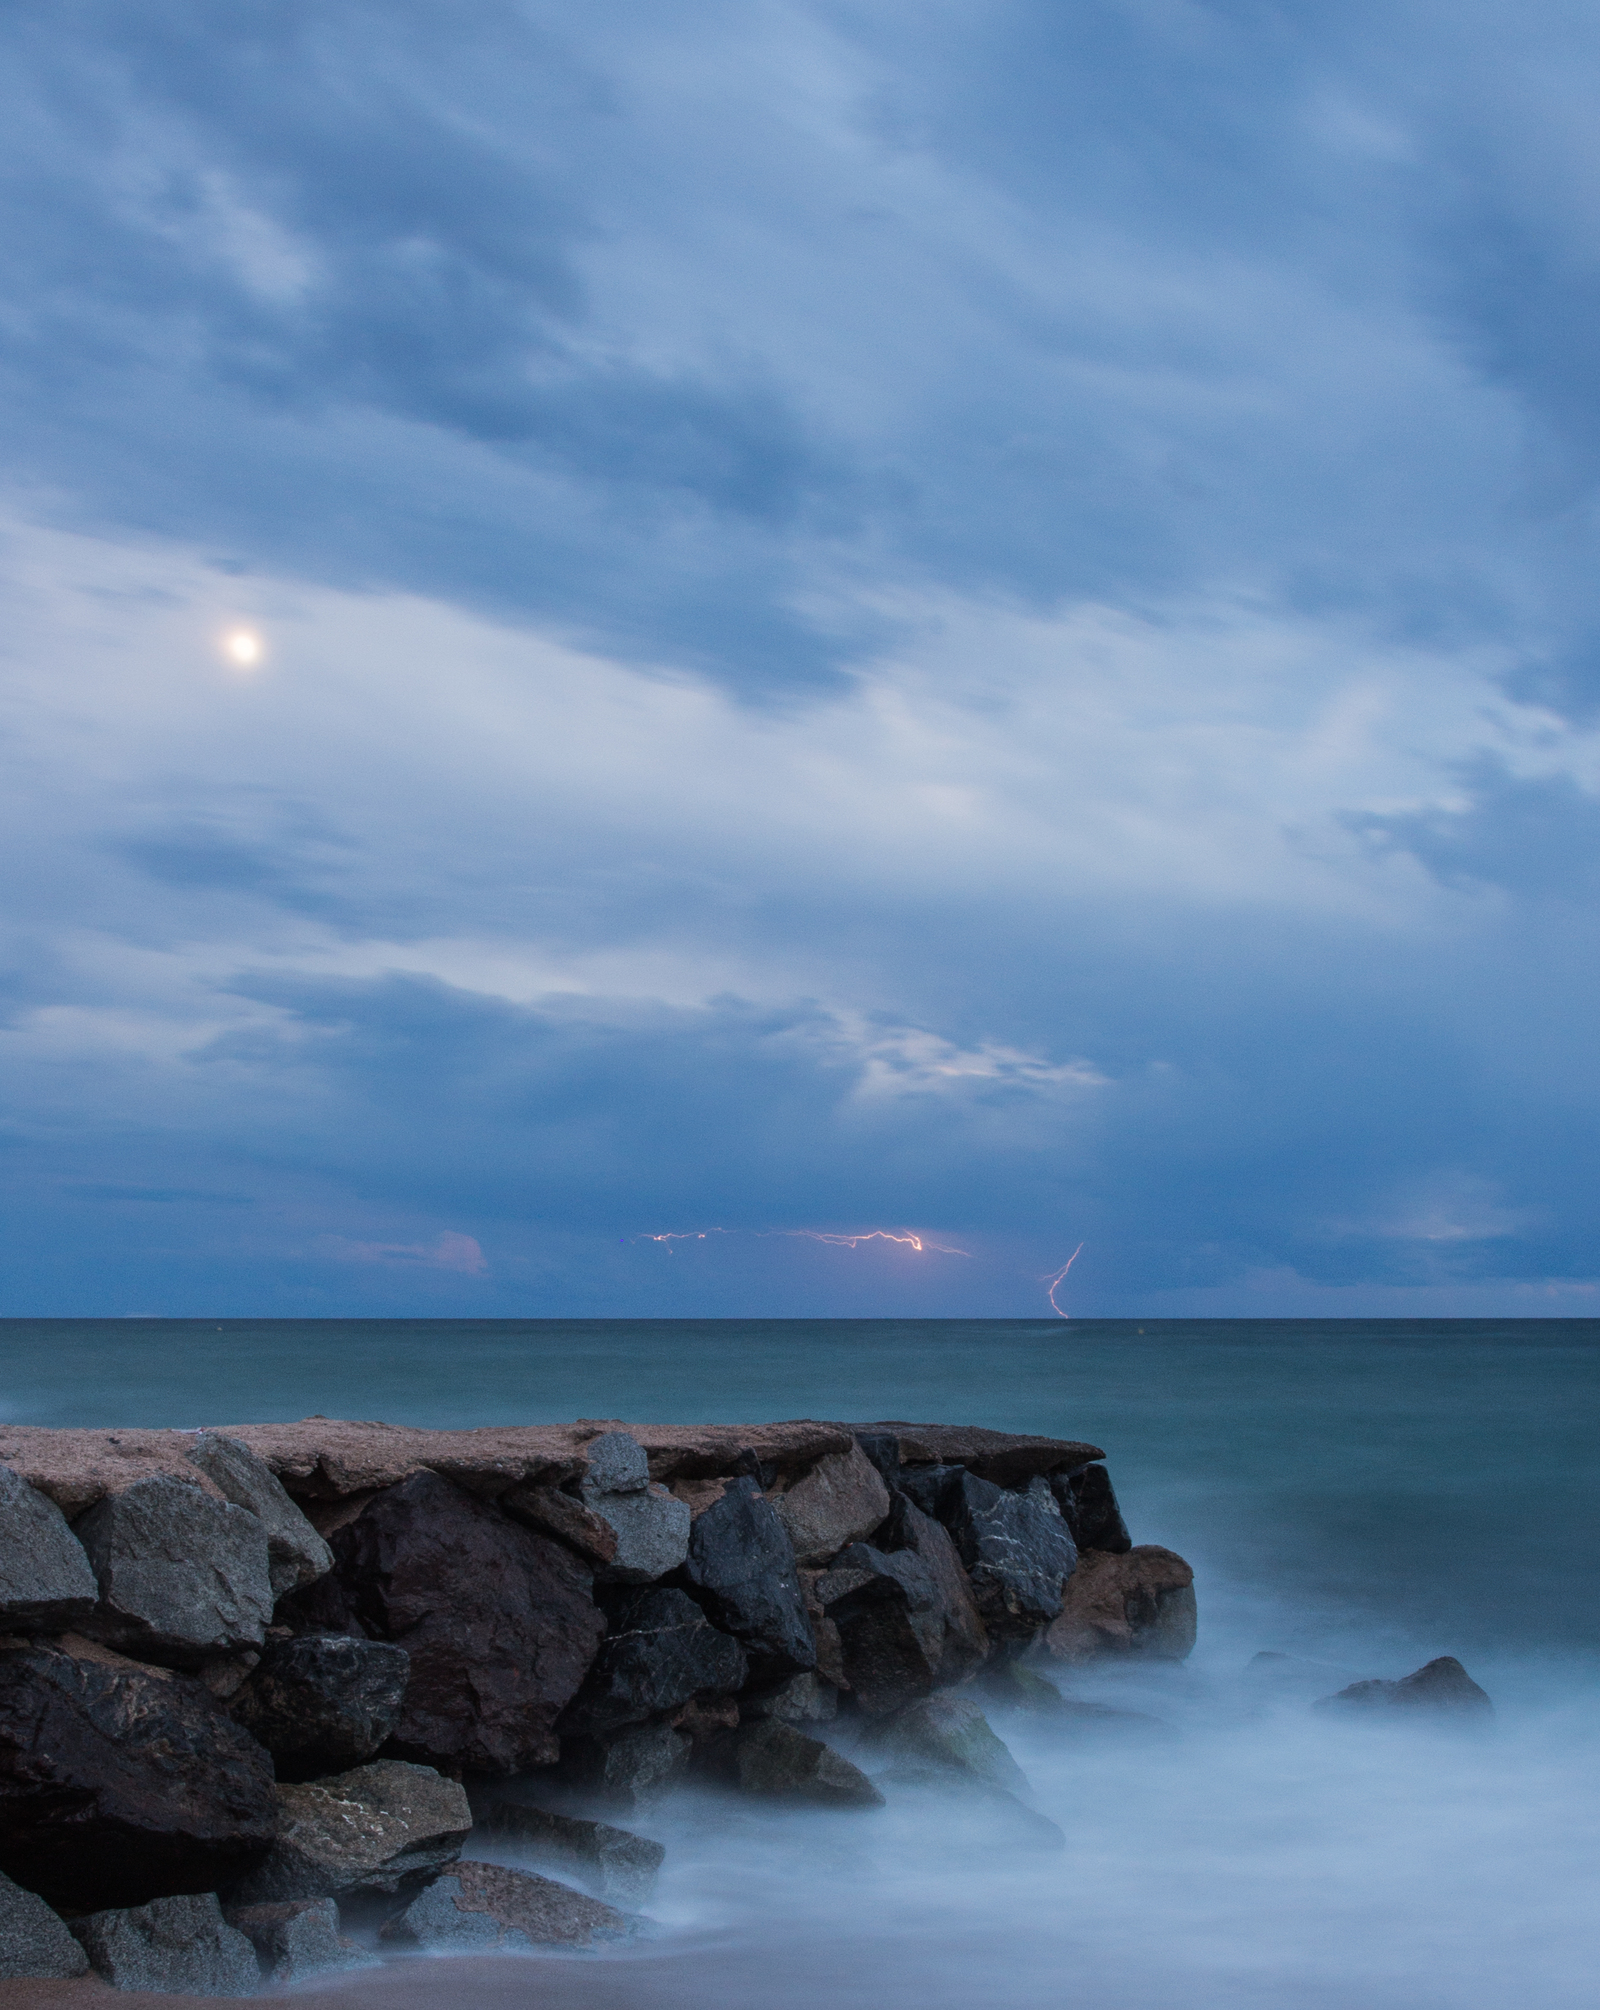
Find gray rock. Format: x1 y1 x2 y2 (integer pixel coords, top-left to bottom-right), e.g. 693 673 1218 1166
591 1485 692 1585
881 1494 990 1680
468 1802 664 1905
226 1898 370 1985
942 1473 1078 1636
562 1587 746 1736
381 1862 630 1950
580 1431 651 1498
741 1672 839 1724
862 1694 1029 1796
0 1869 89 1979
70 1892 259 1997
185 1434 333 1598
230 1758 472 1906
771 1442 890 1567
683 1477 817 1679
813 1545 945 1717
560 1720 693 1814
75 1474 274 1664
229 1632 410 1780
717 1719 884 1808
0 1466 98 1632
1319 1655 1494 1717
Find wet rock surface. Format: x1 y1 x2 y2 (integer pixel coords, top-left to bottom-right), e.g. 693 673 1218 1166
230 1759 472 1907
0 1468 98 1633
229 1632 410 1780
741 1671 839 1724
1046 1546 1197 1663
183 1434 333 1599
684 1477 817 1679
381 1862 630 1950
468 1801 665 1905
0 1871 88 1980
563 1587 746 1736
1319 1655 1494 1716
69 1892 259 1998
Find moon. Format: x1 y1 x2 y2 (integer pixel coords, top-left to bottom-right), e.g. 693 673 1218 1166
223 628 263 667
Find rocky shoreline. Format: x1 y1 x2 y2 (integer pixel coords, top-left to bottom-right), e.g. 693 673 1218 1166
0 1415 1199 1992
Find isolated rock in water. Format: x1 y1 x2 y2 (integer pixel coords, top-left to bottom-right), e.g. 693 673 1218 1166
862 1694 1029 1797
1045 1546 1197 1664
879 1494 989 1681
1319 1656 1494 1717
293 1470 605 1773
383 1862 630 1951
500 1483 619 1567
1049 1463 1132 1554
942 1474 1079 1636
719 1719 885 1808
0 1869 89 1979
0 1640 278 1911
185 1433 333 1598
70 1892 259 1998
75 1474 275 1664
561 1720 693 1813
226 1898 369 1985
741 1671 839 1724
470 1801 665 1905
771 1441 891 1566
229 1632 410 1780
0 1466 98 1632
230 1759 472 1906
814 1545 944 1717
684 1477 817 1678
562 1587 746 1736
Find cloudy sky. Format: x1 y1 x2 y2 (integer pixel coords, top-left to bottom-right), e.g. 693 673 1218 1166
4 0 1600 1317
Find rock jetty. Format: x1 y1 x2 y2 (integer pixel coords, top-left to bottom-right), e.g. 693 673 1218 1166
0 1416 1196 1992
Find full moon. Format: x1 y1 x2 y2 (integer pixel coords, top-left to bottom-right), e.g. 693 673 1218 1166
223 628 262 667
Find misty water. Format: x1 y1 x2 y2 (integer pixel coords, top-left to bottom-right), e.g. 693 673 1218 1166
5 1317 1596 2009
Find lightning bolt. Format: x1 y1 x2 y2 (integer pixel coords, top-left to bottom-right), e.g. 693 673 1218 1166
633 1229 730 1253
779 1229 973 1257
1042 1242 1085 1318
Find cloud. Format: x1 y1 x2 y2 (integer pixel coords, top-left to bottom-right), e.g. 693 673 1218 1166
326 1231 488 1276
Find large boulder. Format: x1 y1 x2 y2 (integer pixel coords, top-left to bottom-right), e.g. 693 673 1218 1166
879 1494 989 1680
741 1671 839 1725
561 1587 746 1736
226 1898 370 1985
559 1720 693 1814
69 1892 260 1998
938 1474 1078 1636
0 1466 98 1632
1049 1463 1131 1554
1319 1656 1493 1717
861 1694 1028 1795
75 1474 275 1664
0 1639 278 1912
469 1801 664 1905
579 1432 691 1584
230 1758 472 1907
228 1632 410 1781
184 1433 333 1597
1045 1546 1196 1663
813 1545 945 1717
381 1862 630 1950
288 1470 605 1773
770 1442 890 1566
715 1719 885 1808
0 1869 89 1979
683 1477 817 1678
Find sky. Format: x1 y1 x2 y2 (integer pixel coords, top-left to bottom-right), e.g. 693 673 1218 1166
3 0 1600 1317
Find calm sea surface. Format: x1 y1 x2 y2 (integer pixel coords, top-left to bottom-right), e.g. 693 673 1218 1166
3 1317 1595 2009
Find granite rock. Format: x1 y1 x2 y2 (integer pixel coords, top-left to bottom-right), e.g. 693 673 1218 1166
469 1801 665 1905
770 1442 891 1567
740 1671 839 1724
813 1545 944 1717
562 1587 746 1736
70 1892 259 1998
560 1720 693 1814
1045 1546 1197 1663
0 1869 89 1979
226 1898 370 1984
228 1632 410 1781
861 1694 1029 1796
1319 1655 1493 1717
381 1861 630 1950
591 1486 692 1585
580 1432 652 1496
718 1719 884 1808
879 1494 989 1681
498 1483 618 1567
851 1425 1103 1489
1049 1462 1132 1554
184 1433 333 1598
941 1474 1078 1636
0 1466 98 1632
230 1758 472 1906
683 1477 816 1679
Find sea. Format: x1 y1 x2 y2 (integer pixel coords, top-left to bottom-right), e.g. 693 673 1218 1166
4 1316 1596 2010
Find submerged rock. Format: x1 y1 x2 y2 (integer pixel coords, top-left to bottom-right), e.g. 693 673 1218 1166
771 1441 891 1566
226 1897 371 1985
1319 1656 1494 1717
862 1694 1029 1796
0 1465 98 1632
562 1586 746 1736
1045 1546 1196 1664
229 1632 410 1780
230 1758 472 1906
70 1892 259 1998
470 1800 665 1905
684 1477 817 1678
184 1433 333 1598
0 1869 89 1979
716 1719 885 1808
381 1862 631 1950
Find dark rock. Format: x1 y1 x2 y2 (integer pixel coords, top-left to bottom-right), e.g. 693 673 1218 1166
381 1862 630 1950
70 1892 259 1997
561 1720 694 1813
499 1483 618 1567
1045 1546 1197 1663
813 1546 944 1717
683 1477 816 1679
0 1869 89 1979
468 1802 664 1905
941 1474 1078 1636
849 1425 1104 1489
1319 1656 1494 1717
185 1433 333 1598
230 1758 472 1906
0 1466 98 1632
716 1719 884 1808
741 1672 839 1724
862 1694 1029 1797
770 1442 890 1567
1049 1463 1132 1554
879 1494 989 1680
561 1587 746 1736
225 1898 369 1984
228 1632 410 1781
0 1639 278 1912
852 1433 902 1488
896 1464 963 1520
286 1471 605 1773
75 1474 275 1665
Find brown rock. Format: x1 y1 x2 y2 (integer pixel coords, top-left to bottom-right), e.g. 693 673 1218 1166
498 1484 618 1566
287 1472 605 1773
230 1759 472 1906
769 1442 891 1566
1044 1547 1197 1664
852 1424 1104 1488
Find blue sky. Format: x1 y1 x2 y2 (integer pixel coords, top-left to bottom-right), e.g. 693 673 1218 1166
3 0 1600 1316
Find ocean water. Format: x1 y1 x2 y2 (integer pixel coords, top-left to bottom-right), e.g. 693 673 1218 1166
3 1317 1596 2009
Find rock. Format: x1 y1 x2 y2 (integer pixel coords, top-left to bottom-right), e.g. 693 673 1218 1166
0 1466 98 1632
499 1483 618 1567
852 1432 902 1488
813 1546 944 1717
184 1433 333 1597
0 1639 278 1912
560 1721 693 1813
850 1425 1104 1489
741 1672 839 1724
225 1898 369 1984
70 1892 259 1997
0 1870 89 1979
941 1474 1078 1636
561 1587 746 1736
1319 1656 1493 1717
228 1632 410 1781
286 1471 605 1773
895 1463 963 1519
717 1719 884 1808
879 1494 989 1681
468 1802 664 1905
683 1477 816 1679
1049 1462 1132 1554
75 1473 275 1665
230 1758 472 1906
770 1442 891 1567
862 1694 1029 1797
381 1862 630 1950
1045 1546 1197 1663
580 1431 652 1496
591 1487 692 1585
